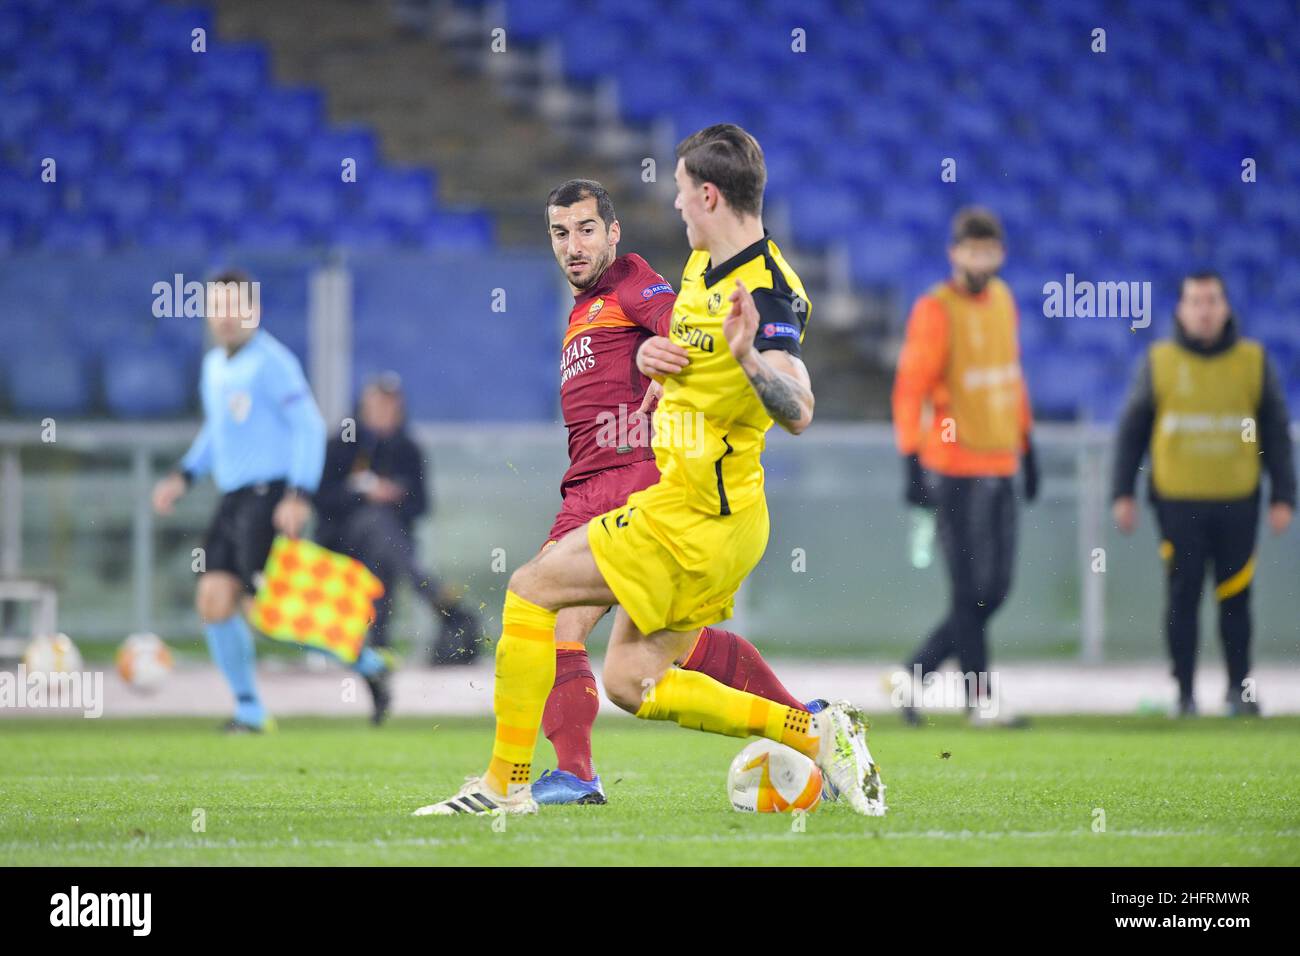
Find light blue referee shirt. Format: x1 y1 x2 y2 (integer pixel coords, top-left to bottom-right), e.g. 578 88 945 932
180 331 326 493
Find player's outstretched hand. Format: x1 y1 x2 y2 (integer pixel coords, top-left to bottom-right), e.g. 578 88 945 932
1112 496 1137 534
1269 502 1293 535
273 492 312 539
724 280 759 363
151 471 187 515
636 379 663 417
637 335 689 379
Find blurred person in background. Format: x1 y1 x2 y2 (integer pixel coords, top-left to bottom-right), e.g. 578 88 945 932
1112 271 1295 717
315 373 482 669
152 269 392 731
891 207 1038 727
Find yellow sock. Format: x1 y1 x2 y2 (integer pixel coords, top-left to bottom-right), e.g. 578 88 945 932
485 590 558 794
635 669 819 758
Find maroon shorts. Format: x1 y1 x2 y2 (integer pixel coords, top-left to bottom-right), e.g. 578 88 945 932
545 458 661 546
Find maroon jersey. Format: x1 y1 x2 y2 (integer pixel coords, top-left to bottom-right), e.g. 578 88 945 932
559 253 675 489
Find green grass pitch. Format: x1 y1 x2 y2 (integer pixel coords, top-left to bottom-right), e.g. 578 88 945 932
2 715 1298 866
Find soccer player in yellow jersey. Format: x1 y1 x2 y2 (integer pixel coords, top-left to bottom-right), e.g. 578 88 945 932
415 124 885 817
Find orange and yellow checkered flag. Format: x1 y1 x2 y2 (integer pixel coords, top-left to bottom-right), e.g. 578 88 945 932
250 536 385 664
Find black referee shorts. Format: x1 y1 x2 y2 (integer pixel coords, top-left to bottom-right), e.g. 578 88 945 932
201 480 286 593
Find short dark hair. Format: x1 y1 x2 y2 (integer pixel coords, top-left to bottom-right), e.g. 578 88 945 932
545 179 615 229
208 267 253 286
675 123 766 218
949 206 1005 246
1179 270 1226 298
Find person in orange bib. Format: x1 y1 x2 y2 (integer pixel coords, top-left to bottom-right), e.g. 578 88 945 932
891 207 1037 725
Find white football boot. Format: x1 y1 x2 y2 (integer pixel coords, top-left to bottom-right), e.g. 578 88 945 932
844 704 887 815
812 701 887 816
412 775 539 816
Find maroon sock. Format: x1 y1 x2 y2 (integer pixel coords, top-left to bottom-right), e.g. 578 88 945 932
681 627 807 710
541 648 600 780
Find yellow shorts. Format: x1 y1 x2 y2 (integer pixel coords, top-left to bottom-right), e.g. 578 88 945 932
586 477 770 635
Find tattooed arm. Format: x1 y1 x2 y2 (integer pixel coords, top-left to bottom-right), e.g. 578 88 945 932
724 280 815 434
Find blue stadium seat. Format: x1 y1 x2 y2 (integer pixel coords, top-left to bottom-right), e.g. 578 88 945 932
0 213 19 254
415 211 494 252
0 168 59 222
133 216 219 250
176 171 254 227
38 214 112 253
6 343 93 416
1216 227 1281 269
617 66 691 124
119 123 194 177
137 4 212 54
881 189 951 230
100 49 179 101
328 218 405 252
359 168 437 227
0 89 44 141
846 228 923 286
1058 184 1126 228
64 88 141 138
5 49 82 95
82 172 158 231
60 8 124 57
558 20 629 83
503 0 573 43
1027 349 1109 420
103 344 192 417
245 87 325 142
303 126 380 178
269 175 345 229
207 129 285 180
784 184 864 249
25 125 103 179
189 43 269 98
230 217 310 251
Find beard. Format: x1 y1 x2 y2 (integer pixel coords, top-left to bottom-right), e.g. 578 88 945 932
569 247 613 291
961 269 993 294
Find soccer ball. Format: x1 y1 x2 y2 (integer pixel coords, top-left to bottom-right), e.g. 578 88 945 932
22 633 84 675
727 739 823 813
115 633 174 692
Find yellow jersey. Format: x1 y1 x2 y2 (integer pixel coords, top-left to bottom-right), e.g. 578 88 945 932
651 232 810 515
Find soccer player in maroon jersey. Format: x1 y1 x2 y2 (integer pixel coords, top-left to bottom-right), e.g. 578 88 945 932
532 179 819 805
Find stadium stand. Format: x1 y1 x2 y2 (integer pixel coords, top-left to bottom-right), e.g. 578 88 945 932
1 0 1297 422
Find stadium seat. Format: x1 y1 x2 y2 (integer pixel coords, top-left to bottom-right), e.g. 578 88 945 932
359 168 438 227
25 125 104 179
5 343 93 416
415 210 494 252
270 175 345 229
133 216 220 251
207 129 285 179
119 123 194 177
328 218 405 252
38 214 112 254
82 172 159 232
176 171 254 227
302 126 380 178
102 344 192 417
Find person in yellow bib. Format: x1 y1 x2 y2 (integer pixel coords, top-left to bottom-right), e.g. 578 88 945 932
1112 271 1295 717
891 207 1037 726
413 124 886 818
